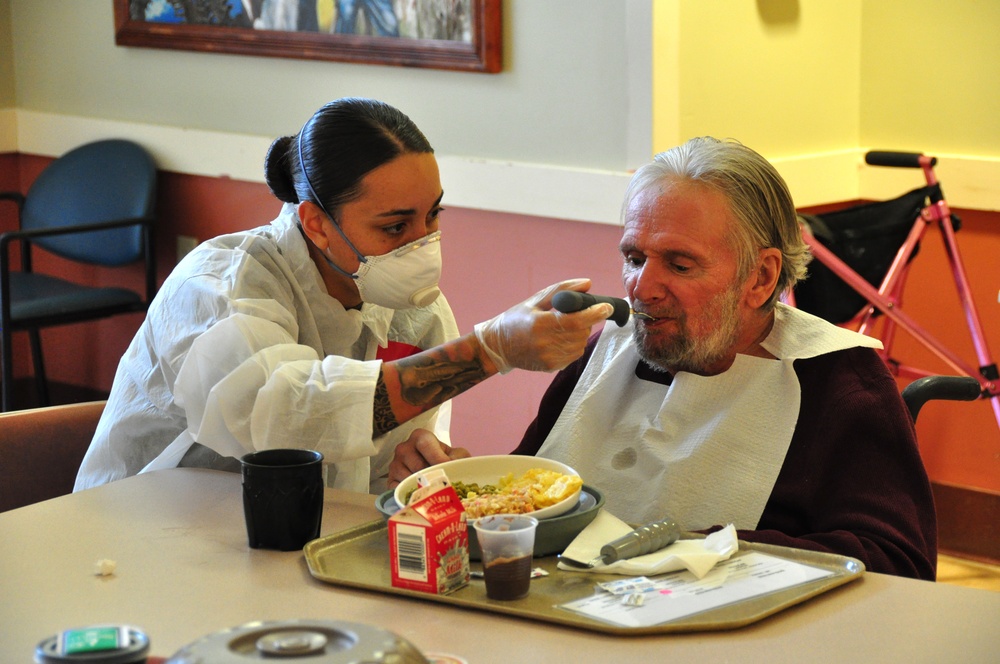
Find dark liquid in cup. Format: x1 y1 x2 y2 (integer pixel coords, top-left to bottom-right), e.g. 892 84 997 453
483 555 532 600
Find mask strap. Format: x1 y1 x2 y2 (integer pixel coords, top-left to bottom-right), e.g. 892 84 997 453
297 126 367 279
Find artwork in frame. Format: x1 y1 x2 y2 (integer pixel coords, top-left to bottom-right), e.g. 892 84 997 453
113 0 502 73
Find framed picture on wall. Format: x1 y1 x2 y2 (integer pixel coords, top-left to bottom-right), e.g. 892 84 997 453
113 0 502 73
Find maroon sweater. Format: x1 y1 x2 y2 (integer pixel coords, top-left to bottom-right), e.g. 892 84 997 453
514 338 937 580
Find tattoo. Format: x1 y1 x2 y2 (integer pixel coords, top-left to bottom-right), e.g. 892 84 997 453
372 338 490 437
373 371 399 436
397 355 486 407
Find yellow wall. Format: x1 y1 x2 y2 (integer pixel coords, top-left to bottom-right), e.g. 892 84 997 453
652 0 1000 210
860 0 1000 156
0 0 14 109
654 0 861 157
0 0 15 149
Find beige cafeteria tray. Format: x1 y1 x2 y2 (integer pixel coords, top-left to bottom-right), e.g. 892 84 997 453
304 519 865 635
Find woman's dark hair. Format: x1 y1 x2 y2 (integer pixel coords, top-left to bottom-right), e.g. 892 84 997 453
264 97 433 216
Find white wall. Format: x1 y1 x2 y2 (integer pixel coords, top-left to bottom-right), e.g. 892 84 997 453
13 1 640 167
2 0 652 225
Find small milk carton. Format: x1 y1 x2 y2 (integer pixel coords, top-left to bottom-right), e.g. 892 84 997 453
389 469 470 595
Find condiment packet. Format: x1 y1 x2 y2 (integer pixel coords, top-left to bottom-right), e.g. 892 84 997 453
408 468 452 504
596 576 656 596
622 593 645 607
595 577 657 607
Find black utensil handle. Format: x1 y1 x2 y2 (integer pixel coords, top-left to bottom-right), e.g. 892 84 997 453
551 291 631 327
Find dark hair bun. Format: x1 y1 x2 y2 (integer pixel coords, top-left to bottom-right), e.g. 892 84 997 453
264 135 300 204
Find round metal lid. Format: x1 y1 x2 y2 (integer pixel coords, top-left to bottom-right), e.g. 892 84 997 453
164 620 429 663
256 630 328 657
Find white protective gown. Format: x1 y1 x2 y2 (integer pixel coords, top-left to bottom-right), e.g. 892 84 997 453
74 204 458 494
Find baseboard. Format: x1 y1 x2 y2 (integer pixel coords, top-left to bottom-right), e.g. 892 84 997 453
933 481 1000 565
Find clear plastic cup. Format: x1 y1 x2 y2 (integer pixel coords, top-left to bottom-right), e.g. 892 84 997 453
471 515 538 600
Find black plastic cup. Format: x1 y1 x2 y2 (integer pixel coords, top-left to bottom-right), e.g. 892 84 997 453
241 449 324 551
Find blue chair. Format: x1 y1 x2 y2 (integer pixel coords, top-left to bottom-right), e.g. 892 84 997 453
0 139 157 412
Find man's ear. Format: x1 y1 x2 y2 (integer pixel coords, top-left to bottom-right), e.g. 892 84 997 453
298 201 329 249
746 248 782 308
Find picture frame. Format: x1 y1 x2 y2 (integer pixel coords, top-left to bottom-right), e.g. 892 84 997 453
113 1 502 73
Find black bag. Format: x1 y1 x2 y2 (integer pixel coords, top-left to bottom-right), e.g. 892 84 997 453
793 186 951 324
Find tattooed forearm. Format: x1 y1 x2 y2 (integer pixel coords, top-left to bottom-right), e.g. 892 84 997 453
373 334 494 436
398 358 484 406
397 349 488 406
373 370 399 436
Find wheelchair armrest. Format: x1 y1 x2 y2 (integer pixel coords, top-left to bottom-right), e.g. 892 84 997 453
901 375 982 422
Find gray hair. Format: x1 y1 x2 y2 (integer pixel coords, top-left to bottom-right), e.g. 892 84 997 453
622 137 811 308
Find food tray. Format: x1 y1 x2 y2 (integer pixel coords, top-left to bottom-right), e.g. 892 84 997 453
304 520 865 635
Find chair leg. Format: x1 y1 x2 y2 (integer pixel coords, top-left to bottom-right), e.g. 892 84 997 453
29 329 50 407
1 328 13 412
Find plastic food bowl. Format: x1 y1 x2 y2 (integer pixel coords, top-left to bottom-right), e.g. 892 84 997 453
392 455 582 521
376 484 604 560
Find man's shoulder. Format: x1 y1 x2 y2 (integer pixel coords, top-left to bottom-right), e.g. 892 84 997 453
793 345 897 400
795 344 884 371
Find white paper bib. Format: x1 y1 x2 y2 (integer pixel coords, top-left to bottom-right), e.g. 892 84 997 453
537 303 880 529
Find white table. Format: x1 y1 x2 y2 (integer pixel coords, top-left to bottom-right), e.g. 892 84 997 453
1 468 997 662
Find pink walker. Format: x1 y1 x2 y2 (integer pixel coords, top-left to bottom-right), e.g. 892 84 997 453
786 150 999 431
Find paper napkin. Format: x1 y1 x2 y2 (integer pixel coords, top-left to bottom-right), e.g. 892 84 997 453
557 510 738 579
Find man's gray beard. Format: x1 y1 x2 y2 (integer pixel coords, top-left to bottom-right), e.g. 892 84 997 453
631 287 742 374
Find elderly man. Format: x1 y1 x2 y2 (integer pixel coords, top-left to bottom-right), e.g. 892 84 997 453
392 137 937 580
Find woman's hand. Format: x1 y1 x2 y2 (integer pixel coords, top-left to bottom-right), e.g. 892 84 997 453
388 428 471 488
474 278 612 374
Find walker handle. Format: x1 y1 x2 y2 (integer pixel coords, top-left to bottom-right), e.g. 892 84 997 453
865 151 936 168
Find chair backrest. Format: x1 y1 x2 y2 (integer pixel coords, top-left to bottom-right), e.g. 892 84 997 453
21 139 157 266
0 401 106 512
